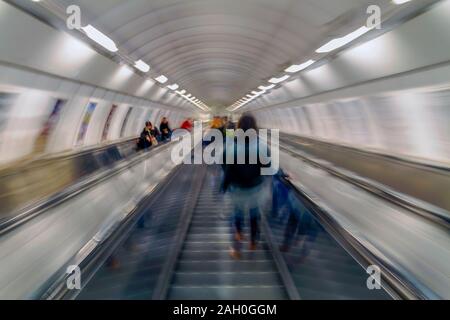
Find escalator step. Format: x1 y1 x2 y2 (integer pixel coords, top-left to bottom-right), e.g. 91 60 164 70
172 272 282 286
179 250 271 261
176 260 276 273
168 285 288 300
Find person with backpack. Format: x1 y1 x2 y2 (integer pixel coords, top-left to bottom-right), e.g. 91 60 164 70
221 113 270 259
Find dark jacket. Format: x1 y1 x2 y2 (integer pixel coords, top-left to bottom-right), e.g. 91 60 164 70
137 128 153 149
222 137 269 191
160 122 171 137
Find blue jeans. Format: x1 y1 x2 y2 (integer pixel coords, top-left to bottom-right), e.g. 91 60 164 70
229 184 266 250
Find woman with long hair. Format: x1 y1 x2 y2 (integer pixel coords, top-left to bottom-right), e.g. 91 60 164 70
222 113 269 259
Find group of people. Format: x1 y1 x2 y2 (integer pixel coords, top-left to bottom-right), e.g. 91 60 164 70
136 117 172 150
135 113 300 260
210 115 235 136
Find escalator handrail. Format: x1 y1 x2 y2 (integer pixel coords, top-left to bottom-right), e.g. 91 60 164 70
280 133 450 174
39 164 185 300
151 164 208 300
278 142 450 229
261 215 301 300
0 140 175 236
0 136 138 178
279 175 438 300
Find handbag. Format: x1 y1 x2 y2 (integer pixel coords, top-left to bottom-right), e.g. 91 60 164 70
150 136 158 146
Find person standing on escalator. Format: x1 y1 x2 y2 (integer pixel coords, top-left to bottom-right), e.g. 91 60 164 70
221 113 269 259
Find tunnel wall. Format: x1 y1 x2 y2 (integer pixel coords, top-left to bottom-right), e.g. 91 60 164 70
0 1 195 165
246 0 450 165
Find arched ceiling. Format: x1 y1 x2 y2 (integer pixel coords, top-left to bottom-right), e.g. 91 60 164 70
12 0 396 109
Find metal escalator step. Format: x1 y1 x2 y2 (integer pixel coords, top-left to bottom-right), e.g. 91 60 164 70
168 285 288 300
79 275 158 300
183 241 268 251
179 250 271 261
288 264 369 282
283 253 366 272
172 272 283 287
189 226 245 234
292 273 388 299
186 233 255 241
176 260 276 273
282 248 360 264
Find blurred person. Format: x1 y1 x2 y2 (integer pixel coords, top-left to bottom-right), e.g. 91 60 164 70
159 117 172 141
137 121 158 150
210 116 222 129
148 121 161 143
221 113 270 259
221 116 235 140
180 118 193 132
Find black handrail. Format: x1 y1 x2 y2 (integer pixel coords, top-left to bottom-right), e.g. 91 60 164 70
279 175 434 300
0 140 173 235
40 163 184 300
278 142 450 229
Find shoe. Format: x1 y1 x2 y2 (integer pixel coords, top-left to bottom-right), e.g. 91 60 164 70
229 248 241 260
235 232 244 242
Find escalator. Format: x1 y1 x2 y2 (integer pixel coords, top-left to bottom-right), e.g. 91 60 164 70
75 164 392 300
167 165 287 300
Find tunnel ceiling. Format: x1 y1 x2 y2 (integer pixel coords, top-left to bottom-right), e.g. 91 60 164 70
13 0 396 109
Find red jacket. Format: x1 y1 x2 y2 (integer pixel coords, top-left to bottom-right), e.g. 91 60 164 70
180 120 193 131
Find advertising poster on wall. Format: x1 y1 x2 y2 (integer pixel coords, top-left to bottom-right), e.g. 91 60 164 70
76 102 97 146
120 106 133 138
33 99 66 154
101 104 118 142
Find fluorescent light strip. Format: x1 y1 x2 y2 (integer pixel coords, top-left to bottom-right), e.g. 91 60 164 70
81 25 118 52
392 0 412 4
285 60 315 73
251 90 265 95
134 60 150 73
155 75 168 84
167 83 179 90
316 26 371 53
268 75 290 84
258 84 275 91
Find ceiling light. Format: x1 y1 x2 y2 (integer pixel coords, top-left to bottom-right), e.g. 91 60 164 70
167 83 179 90
258 84 275 91
268 75 290 84
81 25 118 52
134 60 150 73
392 0 412 4
252 90 265 95
155 75 168 84
285 60 316 73
316 26 371 53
